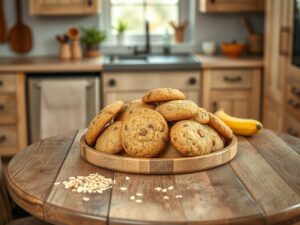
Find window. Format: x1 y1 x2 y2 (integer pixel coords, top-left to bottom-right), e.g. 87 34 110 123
110 0 179 35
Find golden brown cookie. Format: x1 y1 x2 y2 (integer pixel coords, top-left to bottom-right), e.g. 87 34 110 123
121 108 169 158
85 101 124 146
95 121 123 155
115 99 155 121
142 88 186 103
205 125 225 152
170 120 212 157
193 107 210 124
155 100 198 121
208 113 233 140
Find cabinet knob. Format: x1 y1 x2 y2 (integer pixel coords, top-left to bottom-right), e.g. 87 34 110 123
224 76 242 82
291 86 300 97
287 128 298 137
287 99 300 109
0 80 3 86
0 135 6 143
108 79 116 87
87 0 93 6
0 104 4 111
188 77 197 85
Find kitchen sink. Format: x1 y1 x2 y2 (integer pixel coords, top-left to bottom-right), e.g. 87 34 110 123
103 54 201 71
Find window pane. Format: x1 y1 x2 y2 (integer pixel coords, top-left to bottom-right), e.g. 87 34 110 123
111 0 143 5
146 5 178 34
111 5 144 34
146 0 178 5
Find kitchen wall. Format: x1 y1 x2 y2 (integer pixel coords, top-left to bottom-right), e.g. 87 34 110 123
0 1 264 57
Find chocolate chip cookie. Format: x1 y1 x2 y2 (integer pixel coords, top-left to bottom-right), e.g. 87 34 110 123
121 108 169 157
85 101 124 146
95 121 123 155
193 107 210 124
115 99 155 121
142 88 186 103
170 120 212 156
205 125 225 152
155 100 198 121
208 113 233 139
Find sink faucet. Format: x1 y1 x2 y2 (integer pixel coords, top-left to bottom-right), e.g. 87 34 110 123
134 21 151 55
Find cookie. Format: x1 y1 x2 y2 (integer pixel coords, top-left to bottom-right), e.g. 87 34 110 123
95 121 123 155
115 99 155 121
205 125 225 152
85 101 124 146
121 108 169 158
155 100 198 121
208 113 233 139
193 107 210 124
170 120 212 157
142 88 186 103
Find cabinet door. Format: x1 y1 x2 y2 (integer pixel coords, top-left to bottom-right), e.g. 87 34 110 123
199 0 264 13
29 0 100 15
263 0 292 131
210 90 253 119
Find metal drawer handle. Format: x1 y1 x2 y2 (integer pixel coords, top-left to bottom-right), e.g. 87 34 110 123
212 101 218 112
287 99 300 109
287 128 298 137
224 76 242 82
0 135 6 143
291 86 300 97
0 104 4 111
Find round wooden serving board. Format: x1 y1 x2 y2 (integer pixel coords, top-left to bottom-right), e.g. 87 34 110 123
80 135 238 174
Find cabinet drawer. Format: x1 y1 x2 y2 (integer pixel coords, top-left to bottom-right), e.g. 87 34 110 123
103 71 200 91
211 69 253 89
286 82 300 121
284 114 300 138
0 74 16 94
0 126 18 156
0 95 17 124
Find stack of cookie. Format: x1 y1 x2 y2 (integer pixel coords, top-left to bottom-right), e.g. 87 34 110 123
85 88 233 158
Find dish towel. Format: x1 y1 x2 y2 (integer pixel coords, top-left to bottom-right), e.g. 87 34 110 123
40 79 87 139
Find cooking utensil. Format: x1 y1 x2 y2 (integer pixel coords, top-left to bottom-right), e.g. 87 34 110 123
67 27 82 59
170 21 189 43
10 0 32 53
0 0 7 43
56 35 65 44
67 27 80 41
221 41 246 58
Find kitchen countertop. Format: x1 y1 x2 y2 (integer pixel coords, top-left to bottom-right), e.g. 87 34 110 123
0 56 103 72
0 54 263 73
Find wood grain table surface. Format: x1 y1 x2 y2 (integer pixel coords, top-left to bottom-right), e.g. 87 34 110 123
5 129 300 225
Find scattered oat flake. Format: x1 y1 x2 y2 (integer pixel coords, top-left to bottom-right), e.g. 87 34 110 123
120 187 127 191
162 188 167 193
130 195 135 200
154 187 162 191
168 186 174 190
125 176 130 180
83 197 90 202
163 196 170 200
54 182 61 186
135 199 143 203
136 193 143 196
175 195 183 198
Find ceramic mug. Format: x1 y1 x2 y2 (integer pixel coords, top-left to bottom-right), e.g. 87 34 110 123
202 41 217 55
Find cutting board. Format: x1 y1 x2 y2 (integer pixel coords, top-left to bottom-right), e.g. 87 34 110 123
10 0 32 53
80 134 238 174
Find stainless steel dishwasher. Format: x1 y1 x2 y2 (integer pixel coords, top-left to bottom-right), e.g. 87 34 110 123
27 73 100 143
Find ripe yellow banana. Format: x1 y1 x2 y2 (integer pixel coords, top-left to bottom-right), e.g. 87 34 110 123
214 110 263 136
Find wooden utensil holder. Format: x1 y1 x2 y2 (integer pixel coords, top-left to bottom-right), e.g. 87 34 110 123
71 40 82 59
59 43 71 60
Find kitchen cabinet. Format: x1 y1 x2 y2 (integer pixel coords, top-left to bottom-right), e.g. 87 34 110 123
0 73 27 156
202 68 261 120
102 71 201 106
198 0 264 13
29 0 100 16
263 0 293 132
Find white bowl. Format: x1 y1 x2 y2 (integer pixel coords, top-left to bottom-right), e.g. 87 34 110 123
202 41 217 55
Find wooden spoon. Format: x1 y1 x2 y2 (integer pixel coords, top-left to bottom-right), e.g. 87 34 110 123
10 0 33 53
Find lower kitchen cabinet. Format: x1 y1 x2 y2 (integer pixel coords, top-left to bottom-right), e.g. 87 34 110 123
102 71 201 106
0 73 27 156
203 68 262 120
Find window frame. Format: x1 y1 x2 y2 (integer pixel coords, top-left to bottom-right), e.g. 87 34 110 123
100 0 190 45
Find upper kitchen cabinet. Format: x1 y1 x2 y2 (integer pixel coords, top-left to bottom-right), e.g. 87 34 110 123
29 0 101 16
198 0 264 13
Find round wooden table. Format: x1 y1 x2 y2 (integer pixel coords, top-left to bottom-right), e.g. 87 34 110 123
5 129 300 225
